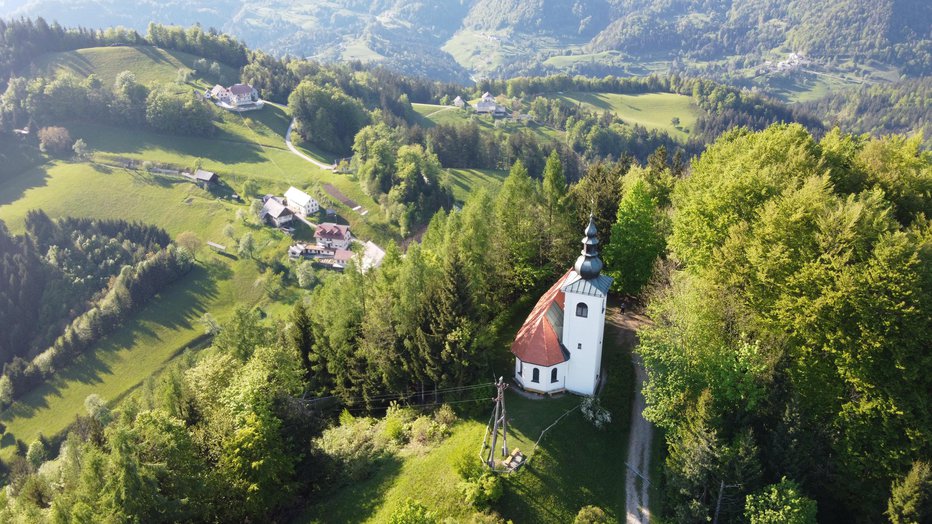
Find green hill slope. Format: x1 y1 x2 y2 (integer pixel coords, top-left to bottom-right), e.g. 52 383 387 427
32 45 238 86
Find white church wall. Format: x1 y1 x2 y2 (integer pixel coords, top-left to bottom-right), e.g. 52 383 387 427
561 291 606 396
515 358 567 394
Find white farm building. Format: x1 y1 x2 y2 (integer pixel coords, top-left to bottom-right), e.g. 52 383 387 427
284 186 320 217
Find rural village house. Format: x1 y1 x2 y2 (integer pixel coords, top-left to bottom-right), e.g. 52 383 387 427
314 222 352 250
209 83 261 109
260 196 294 227
284 186 320 217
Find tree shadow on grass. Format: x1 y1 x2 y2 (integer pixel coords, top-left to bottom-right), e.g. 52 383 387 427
0 165 51 207
46 52 95 78
0 266 218 428
71 122 271 166
137 45 174 67
300 455 404 523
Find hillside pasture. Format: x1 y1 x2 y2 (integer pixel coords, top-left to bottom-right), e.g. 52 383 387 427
0 160 293 457
550 91 699 140
445 168 507 203
31 45 238 87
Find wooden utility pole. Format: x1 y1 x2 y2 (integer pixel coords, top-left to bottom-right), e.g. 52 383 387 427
485 377 509 468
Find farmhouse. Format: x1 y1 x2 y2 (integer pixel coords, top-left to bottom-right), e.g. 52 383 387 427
453 96 465 108
209 83 261 110
314 223 352 250
288 242 355 270
511 216 612 396
284 186 320 217
475 92 497 114
260 196 294 227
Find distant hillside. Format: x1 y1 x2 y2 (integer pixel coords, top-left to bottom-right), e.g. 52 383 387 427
2 0 929 85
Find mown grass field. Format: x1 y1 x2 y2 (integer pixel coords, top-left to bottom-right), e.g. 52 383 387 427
550 91 699 141
446 168 507 203
31 45 239 87
412 102 562 145
300 306 634 523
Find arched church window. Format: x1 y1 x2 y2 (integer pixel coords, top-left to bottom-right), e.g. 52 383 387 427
532 368 540 383
551 368 558 383
576 302 588 318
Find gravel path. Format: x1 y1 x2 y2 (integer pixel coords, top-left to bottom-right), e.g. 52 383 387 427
626 353 653 524
606 308 653 524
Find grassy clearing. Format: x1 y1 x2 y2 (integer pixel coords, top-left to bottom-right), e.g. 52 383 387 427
31 45 238 87
299 306 634 523
551 92 699 141
445 168 507 203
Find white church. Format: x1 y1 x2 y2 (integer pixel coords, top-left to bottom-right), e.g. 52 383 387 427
511 216 612 396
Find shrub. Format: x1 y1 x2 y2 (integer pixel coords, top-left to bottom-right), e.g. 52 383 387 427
390 498 437 524
574 505 610 524
580 396 612 429
433 404 457 426
454 448 485 481
38 126 71 154
460 472 503 510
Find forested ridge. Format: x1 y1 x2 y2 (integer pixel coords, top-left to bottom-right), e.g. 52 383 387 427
0 214 191 410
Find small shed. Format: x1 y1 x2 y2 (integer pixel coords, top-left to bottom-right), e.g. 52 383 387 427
207 241 226 252
194 169 218 184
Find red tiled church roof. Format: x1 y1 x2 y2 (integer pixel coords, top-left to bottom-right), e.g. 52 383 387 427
510 270 573 367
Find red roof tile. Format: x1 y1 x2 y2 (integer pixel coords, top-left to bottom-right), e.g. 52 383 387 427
314 223 351 240
510 270 572 367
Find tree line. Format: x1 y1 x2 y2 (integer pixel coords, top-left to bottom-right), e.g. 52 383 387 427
616 125 932 522
0 18 248 87
0 70 216 136
0 213 191 409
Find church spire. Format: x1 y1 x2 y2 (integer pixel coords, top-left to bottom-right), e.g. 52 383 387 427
573 214 603 279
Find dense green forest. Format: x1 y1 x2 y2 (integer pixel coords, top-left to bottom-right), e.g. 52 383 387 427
800 78 932 149
634 125 931 523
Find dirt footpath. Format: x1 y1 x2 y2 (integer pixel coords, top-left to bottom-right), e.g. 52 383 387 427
606 307 653 524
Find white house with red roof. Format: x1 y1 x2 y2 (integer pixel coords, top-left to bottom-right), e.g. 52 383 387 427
511 216 612 396
314 223 352 250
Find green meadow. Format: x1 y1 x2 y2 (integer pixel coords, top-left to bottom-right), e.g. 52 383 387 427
32 45 239 87
550 91 699 141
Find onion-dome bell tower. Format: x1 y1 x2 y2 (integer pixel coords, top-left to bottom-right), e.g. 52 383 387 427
574 214 603 279
561 214 612 395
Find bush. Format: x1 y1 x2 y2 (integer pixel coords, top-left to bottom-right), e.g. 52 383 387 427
390 498 437 524
574 505 610 524
433 404 457 426
38 126 71 154
580 396 612 429
454 449 485 482
460 472 503 510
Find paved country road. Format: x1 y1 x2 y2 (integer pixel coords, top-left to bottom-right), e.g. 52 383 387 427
261 100 335 171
